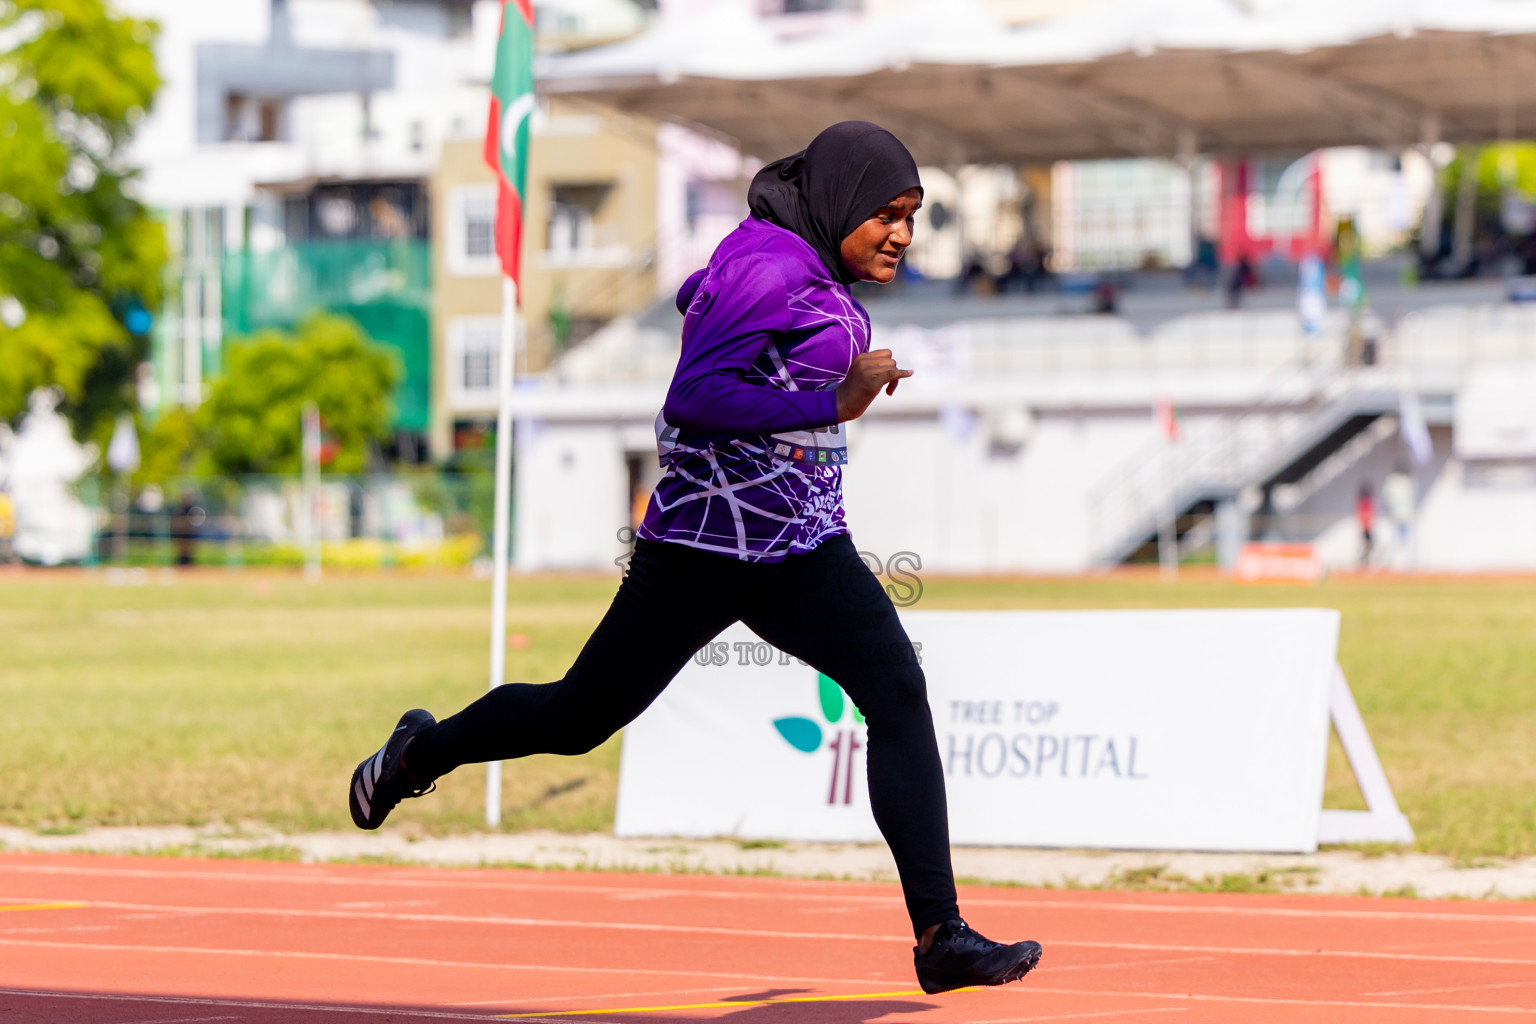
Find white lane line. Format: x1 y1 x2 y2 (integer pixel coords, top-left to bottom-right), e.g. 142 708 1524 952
1045 956 1216 973
7 899 902 944
1382 935 1536 954
1055 939 1536 968
24 900 1536 967
1366 980 1536 997
0 936 889 987
1002 899 1536 927
105 1016 239 1024
968 1010 1188 1023
0 923 118 936
7 863 1536 927
0 988 513 1021
1027 986 1536 1016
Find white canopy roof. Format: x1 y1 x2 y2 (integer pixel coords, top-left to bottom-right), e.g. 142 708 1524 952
539 0 1536 163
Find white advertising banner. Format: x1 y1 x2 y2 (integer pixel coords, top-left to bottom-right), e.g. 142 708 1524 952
615 609 1343 853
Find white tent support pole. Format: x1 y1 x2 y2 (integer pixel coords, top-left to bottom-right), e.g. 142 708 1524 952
1417 112 1443 262
1450 142 1479 273
1158 503 1177 580
1317 662 1415 846
301 400 321 584
1159 446 1178 581
486 275 517 829
115 475 129 564
1176 127 1199 268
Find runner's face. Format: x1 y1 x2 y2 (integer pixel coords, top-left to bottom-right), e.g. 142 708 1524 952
839 188 921 284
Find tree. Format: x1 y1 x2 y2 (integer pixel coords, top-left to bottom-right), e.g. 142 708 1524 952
132 404 197 488
198 315 399 477
0 0 165 441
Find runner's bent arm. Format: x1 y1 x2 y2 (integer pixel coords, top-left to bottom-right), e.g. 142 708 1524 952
662 256 840 436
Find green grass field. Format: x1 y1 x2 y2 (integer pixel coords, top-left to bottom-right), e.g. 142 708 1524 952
3 570 1534 860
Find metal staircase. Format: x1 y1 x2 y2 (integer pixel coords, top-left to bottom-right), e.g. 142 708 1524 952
1086 363 1402 566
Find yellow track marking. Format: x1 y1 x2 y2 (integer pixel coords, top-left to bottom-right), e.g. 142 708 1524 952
0 902 86 913
498 987 951 1017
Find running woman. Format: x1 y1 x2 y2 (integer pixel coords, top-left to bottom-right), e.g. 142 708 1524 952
349 121 1043 995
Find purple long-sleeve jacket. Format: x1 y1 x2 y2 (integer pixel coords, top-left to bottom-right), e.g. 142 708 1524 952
637 216 870 561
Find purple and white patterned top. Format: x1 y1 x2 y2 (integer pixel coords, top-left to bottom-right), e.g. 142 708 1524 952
637 216 870 562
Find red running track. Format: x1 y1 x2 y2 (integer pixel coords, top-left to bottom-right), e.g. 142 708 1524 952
2 851 1535 1023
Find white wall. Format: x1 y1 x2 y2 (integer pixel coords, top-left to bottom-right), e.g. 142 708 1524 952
513 421 632 570
508 383 1289 574
506 380 1536 576
843 412 1152 573
1417 440 1536 572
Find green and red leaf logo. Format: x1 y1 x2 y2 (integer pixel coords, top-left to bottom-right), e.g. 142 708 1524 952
774 674 866 804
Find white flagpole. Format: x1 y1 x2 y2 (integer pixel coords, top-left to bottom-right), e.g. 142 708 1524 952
486 274 517 827
301 401 322 584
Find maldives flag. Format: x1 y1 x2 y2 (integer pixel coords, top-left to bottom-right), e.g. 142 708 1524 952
484 0 535 288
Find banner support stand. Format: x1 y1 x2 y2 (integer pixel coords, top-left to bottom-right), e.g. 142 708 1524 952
1317 662 1415 846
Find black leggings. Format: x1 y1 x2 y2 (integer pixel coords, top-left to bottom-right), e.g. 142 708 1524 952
406 532 959 936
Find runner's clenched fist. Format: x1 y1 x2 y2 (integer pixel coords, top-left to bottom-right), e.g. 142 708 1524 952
835 348 913 422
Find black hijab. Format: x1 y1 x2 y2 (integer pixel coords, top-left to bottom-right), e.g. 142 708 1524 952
748 121 922 285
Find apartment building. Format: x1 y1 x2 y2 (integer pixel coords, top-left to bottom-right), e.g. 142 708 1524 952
429 100 661 458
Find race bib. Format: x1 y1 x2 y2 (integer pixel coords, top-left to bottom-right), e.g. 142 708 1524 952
653 413 849 467
768 422 848 466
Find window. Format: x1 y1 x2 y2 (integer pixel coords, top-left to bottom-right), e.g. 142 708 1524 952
464 197 495 258
223 93 287 142
535 7 583 34
448 317 502 407
546 184 610 254
464 344 494 392
258 99 282 142
447 185 500 276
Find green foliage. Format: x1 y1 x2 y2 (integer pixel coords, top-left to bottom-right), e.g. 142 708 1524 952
132 405 198 487
0 0 166 438
1436 143 1536 231
198 315 400 476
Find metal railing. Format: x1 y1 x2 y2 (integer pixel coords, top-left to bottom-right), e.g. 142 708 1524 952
86 473 500 570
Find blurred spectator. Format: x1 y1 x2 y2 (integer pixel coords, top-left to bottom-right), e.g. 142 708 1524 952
1184 235 1219 289
955 251 991 295
1348 326 1381 366
1225 255 1258 308
1356 484 1376 568
172 489 201 567
1382 467 1415 568
1000 239 1048 293
1092 275 1119 315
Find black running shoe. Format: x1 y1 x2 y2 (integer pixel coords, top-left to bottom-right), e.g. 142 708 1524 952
348 709 436 830
913 919 1042 995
